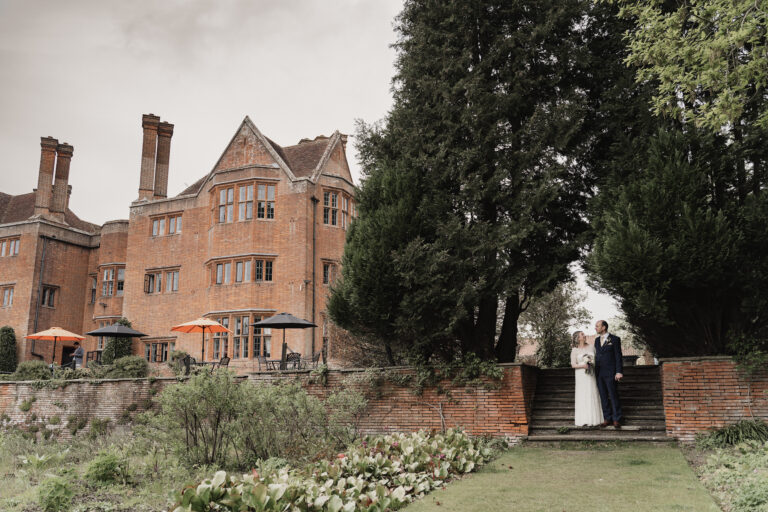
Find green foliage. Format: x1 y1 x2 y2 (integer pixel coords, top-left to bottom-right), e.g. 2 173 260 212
143 371 368 469
66 415 87 436
48 415 60 425
107 355 148 379
38 476 74 512
310 363 329 386
587 129 768 357
19 397 35 412
329 0 595 363
100 318 134 365
12 361 51 381
519 281 590 368
409 353 504 395
85 451 130 485
168 350 189 376
614 0 768 132
172 429 497 512
0 326 18 372
699 440 768 511
88 418 112 439
697 420 768 449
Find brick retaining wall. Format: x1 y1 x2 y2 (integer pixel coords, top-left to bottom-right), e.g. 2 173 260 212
0 364 538 441
661 356 768 441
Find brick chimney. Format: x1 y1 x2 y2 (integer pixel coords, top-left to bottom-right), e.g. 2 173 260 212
138 114 160 200
153 121 174 199
50 142 74 222
34 137 58 216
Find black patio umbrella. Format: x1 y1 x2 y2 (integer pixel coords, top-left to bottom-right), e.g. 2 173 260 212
252 313 317 370
86 325 147 338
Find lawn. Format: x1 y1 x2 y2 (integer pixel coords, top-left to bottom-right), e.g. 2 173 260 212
405 443 720 512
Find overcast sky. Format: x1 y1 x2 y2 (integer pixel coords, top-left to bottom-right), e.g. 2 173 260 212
0 0 618 324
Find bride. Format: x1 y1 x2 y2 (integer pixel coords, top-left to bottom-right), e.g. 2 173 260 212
570 331 604 426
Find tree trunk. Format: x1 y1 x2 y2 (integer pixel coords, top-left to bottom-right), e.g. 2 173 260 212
474 294 498 358
495 293 520 362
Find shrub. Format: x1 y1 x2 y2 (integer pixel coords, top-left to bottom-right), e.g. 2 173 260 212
698 420 768 448
88 418 111 439
100 318 134 365
67 415 87 436
85 451 130 485
12 360 51 381
0 326 18 372
38 476 74 512
168 350 190 376
19 396 36 412
699 440 768 512
106 355 148 378
325 388 368 446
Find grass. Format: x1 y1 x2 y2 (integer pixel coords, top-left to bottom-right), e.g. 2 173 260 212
405 442 720 512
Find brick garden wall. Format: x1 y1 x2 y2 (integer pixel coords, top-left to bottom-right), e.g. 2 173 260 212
661 356 768 441
0 364 538 441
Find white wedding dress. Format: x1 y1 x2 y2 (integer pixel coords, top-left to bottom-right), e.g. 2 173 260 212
571 346 604 426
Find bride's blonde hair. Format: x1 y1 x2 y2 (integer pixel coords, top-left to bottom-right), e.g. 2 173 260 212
571 331 584 348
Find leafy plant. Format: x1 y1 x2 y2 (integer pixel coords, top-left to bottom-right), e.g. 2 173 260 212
19 396 36 412
66 415 87 436
697 420 768 449
101 318 134 365
38 476 74 512
88 418 111 439
12 361 51 381
85 451 130 485
106 355 149 378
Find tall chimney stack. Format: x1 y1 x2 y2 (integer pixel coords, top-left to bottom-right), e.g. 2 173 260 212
34 137 58 217
153 121 174 199
138 114 160 200
50 143 73 221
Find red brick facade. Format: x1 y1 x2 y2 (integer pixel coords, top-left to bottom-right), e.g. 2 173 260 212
0 114 355 370
0 364 538 441
661 356 768 441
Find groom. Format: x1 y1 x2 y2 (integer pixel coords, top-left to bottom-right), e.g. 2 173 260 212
594 320 623 428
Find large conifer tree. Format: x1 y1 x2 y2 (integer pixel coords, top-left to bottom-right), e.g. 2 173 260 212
329 0 594 362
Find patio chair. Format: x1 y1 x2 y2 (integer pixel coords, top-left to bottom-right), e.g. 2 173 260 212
308 351 322 369
256 355 270 371
213 356 230 372
286 352 301 370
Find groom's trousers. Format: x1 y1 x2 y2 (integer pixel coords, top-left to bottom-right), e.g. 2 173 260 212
596 372 623 422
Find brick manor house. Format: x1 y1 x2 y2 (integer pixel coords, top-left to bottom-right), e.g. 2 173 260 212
0 114 356 372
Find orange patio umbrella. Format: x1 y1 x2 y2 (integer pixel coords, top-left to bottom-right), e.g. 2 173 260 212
25 327 84 364
170 317 232 362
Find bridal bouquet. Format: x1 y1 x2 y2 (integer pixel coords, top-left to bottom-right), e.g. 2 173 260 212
579 353 594 375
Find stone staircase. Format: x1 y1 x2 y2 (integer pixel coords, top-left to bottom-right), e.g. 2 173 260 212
525 366 670 442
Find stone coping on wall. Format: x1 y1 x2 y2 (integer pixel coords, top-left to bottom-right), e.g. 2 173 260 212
245 362 534 377
659 355 734 363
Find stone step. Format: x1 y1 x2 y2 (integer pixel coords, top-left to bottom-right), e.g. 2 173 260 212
538 367 659 375
533 403 664 411
532 414 665 423
523 434 673 443
536 393 663 401
528 424 666 436
531 414 666 430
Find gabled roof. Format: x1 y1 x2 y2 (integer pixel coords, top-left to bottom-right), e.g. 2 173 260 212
0 191 100 233
176 117 346 197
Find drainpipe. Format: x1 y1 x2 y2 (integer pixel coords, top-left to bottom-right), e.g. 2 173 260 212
31 236 48 360
310 196 318 360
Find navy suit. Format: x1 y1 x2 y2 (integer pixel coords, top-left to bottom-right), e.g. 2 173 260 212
594 334 623 422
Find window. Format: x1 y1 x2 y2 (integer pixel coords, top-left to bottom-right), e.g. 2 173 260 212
241 316 249 358
254 259 273 282
90 277 97 303
166 270 179 292
239 185 254 220
323 191 338 225
144 272 162 294
41 286 56 307
2 287 13 307
146 341 173 362
253 315 272 358
116 268 125 296
0 237 20 257
342 196 348 229
212 317 229 359
219 187 234 223
96 320 113 350
234 259 253 283
216 263 223 284
233 316 246 359
323 262 336 285
168 214 182 234
102 269 114 296
235 261 244 283
257 184 275 219
152 213 182 236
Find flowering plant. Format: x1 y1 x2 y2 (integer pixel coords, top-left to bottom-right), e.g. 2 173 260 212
578 353 594 376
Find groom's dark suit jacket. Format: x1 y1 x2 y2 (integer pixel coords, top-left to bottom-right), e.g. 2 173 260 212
594 334 623 376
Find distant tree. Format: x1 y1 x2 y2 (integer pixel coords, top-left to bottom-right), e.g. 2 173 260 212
519 282 590 368
0 326 18 372
329 0 593 363
101 318 133 365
